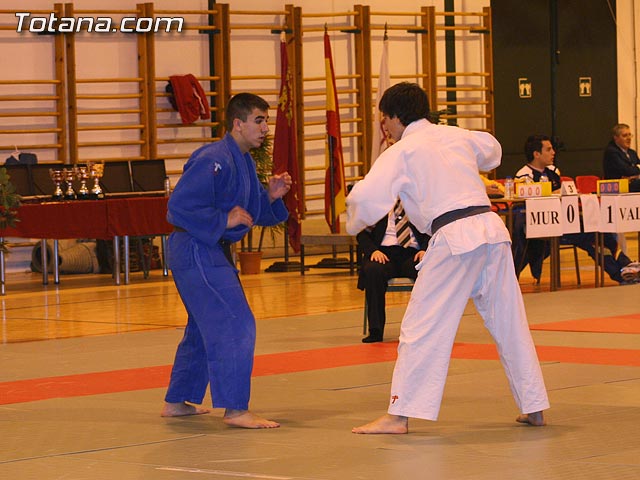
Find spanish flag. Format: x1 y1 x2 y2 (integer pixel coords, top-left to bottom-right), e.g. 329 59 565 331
273 31 302 252
324 30 346 233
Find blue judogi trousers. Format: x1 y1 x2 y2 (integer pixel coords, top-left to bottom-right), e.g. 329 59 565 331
164 237 255 410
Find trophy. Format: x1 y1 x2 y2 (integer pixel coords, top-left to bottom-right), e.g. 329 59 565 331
87 161 105 199
63 167 76 200
74 165 90 200
49 168 64 201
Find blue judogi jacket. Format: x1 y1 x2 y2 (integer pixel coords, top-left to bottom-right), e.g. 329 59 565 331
167 133 288 267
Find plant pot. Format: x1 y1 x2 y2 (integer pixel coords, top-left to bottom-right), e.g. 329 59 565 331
238 251 262 275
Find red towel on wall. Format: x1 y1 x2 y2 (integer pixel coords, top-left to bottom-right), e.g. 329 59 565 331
168 74 211 124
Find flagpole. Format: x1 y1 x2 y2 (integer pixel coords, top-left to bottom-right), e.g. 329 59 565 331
328 134 337 233
266 29 304 272
311 26 350 270
329 134 338 261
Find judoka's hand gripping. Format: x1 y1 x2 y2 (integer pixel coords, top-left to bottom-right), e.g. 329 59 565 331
226 205 253 228
268 172 292 202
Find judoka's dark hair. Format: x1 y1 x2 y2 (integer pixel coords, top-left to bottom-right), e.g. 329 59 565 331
226 93 270 131
524 134 551 161
379 82 430 126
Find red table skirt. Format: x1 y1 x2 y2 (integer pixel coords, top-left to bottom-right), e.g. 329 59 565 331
1 196 172 239
107 197 172 237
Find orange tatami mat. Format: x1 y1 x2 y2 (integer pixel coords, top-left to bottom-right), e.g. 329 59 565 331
2 341 639 406
530 313 640 334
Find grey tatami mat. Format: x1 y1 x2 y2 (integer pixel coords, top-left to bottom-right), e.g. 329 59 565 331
1 286 639 479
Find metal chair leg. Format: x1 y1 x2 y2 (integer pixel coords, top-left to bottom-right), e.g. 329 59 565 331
363 297 368 335
572 245 581 285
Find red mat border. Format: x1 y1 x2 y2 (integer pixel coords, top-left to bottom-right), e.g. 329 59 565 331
1 342 638 405
530 313 640 334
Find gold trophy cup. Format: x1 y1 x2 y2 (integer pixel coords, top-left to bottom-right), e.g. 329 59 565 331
63 168 76 200
49 168 64 201
87 161 105 199
75 165 90 200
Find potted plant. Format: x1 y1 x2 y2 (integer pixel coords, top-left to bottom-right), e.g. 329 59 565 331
0 166 21 253
429 107 456 126
237 135 285 274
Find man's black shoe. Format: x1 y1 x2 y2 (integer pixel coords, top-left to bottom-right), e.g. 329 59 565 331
362 334 383 343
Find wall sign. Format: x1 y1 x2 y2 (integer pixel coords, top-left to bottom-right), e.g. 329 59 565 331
518 78 532 98
579 77 592 97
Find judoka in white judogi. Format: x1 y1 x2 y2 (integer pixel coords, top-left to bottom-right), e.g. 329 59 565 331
348 83 549 433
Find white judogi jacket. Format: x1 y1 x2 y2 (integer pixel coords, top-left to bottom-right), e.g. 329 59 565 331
347 119 510 254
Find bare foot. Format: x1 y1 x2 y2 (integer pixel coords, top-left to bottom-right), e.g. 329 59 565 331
352 414 408 434
223 409 280 429
516 411 545 426
161 402 211 417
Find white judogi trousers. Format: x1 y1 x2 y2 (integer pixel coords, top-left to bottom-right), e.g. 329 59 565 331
387 224 550 420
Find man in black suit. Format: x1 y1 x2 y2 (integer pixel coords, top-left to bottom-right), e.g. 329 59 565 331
603 123 640 191
356 199 430 343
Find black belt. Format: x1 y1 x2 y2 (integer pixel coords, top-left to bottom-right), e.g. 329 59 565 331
219 239 234 266
172 226 234 266
431 205 491 235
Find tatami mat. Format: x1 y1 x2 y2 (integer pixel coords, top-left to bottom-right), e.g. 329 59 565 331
1 276 639 479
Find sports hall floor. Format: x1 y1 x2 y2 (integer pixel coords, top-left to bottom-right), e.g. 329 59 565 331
0 246 639 479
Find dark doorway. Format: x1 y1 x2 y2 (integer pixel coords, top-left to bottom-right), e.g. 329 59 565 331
492 0 618 178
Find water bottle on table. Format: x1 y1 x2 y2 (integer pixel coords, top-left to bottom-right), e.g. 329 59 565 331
504 176 514 199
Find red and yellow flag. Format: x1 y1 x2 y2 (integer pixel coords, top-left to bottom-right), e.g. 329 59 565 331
273 31 303 252
324 31 346 233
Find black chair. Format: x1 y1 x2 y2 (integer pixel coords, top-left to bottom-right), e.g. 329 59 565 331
128 159 168 278
100 160 133 195
130 159 166 192
29 164 61 197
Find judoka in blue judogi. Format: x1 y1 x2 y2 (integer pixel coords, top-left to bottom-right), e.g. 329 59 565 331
161 93 291 429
